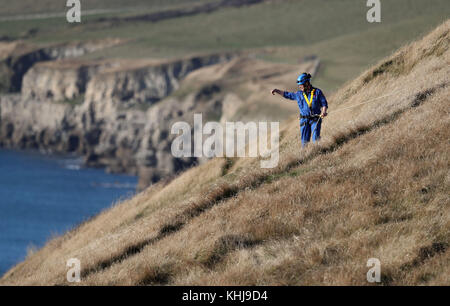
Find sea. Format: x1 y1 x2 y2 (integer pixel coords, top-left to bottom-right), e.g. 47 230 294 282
0 149 137 277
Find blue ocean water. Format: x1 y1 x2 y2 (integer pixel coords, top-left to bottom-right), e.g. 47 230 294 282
0 149 137 277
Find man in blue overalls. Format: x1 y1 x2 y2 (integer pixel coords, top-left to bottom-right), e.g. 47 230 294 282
271 73 328 147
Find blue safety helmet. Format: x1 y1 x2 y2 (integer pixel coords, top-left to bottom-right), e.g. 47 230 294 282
297 73 311 85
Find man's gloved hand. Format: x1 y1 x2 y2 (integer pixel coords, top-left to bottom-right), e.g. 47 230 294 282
320 106 328 119
271 89 283 95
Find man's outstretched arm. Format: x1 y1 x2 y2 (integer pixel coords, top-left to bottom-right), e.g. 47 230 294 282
271 89 296 100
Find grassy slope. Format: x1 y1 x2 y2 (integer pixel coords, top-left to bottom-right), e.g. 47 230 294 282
1 19 448 286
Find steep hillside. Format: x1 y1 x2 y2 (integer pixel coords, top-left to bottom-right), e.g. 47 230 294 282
1 20 448 286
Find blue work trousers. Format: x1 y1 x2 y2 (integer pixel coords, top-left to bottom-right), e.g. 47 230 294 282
300 118 322 147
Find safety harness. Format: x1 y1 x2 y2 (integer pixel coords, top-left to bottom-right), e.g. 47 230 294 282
300 89 320 125
303 88 316 109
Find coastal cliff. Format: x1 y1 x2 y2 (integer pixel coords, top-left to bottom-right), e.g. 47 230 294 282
0 48 238 188
0 39 319 189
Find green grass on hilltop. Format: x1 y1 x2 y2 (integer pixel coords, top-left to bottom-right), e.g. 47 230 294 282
260 13 450 92
0 0 448 93
2 0 448 51
0 0 212 17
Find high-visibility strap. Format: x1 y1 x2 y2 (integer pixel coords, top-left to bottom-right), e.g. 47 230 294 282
303 89 316 109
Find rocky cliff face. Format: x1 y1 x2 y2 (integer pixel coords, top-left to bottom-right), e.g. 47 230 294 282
135 88 224 188
77 53 234 180
21 59 117 102
0 39 123 93
84 54 232 112
0 94 78 151
0 50 235 189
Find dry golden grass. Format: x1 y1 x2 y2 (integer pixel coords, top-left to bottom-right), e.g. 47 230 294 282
1 20 449 286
